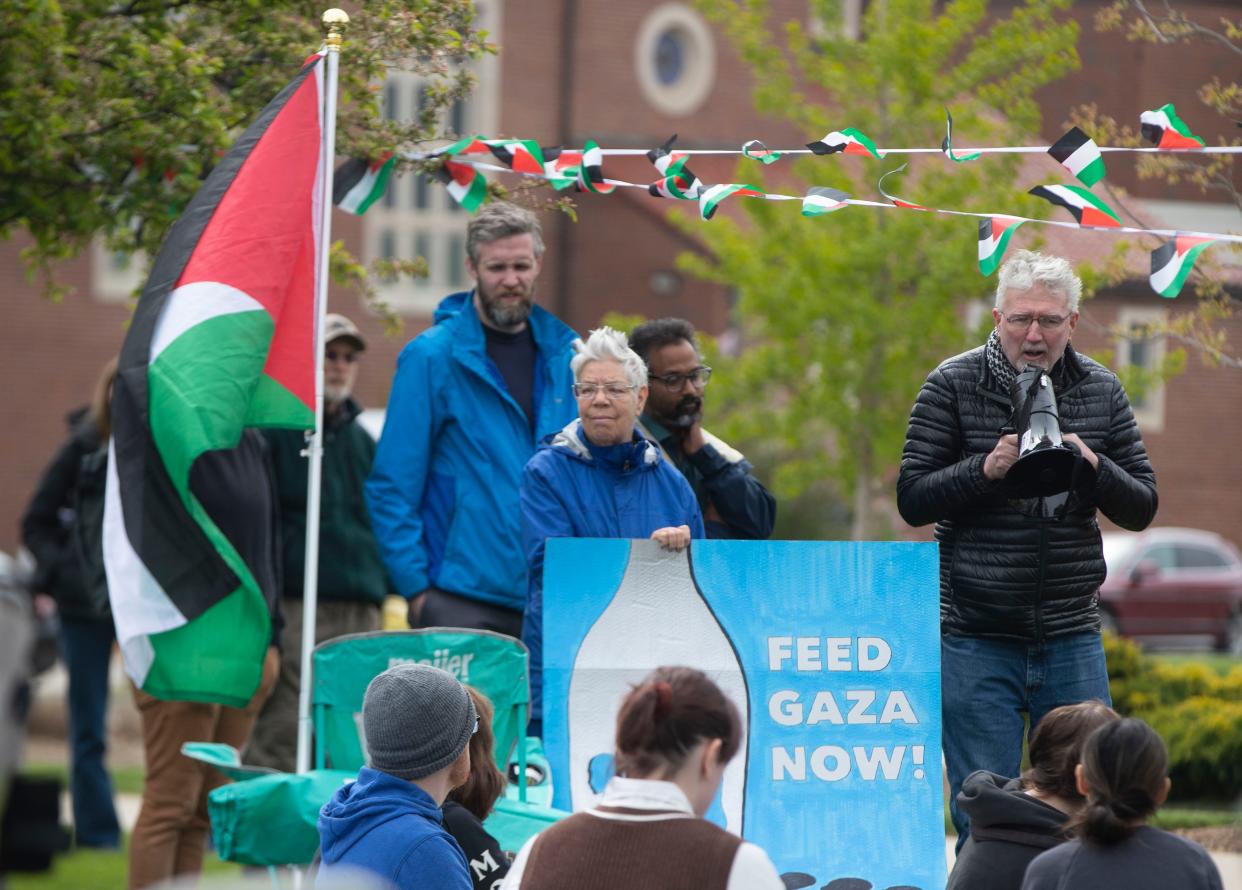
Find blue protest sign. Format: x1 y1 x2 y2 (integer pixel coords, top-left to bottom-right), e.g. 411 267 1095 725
544 538 944 890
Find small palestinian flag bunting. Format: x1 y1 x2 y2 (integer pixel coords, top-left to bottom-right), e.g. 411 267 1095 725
878 164 930 211
435 159 488 211
575 140 615 194
801 186 851 216
978 217 1027 276
1150 234 1216 298
646 135 704 199
1140 104 1205 150
541 146 583 191
649 156 704 200
437 135 492 158
942 109 981 163
333 154 396 215
484 139 546 174
1048 127 1106 186
1029 184 1121 228
699 183 763 221
742 139 782 165
806 128 884 159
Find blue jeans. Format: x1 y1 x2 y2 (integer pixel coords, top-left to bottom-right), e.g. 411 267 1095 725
941 631 1111 846
59 618 120 848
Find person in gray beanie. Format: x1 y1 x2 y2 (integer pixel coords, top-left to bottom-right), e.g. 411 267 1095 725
317 664 477 890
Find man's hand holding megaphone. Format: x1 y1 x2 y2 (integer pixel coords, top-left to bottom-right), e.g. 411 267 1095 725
984 431 1098 481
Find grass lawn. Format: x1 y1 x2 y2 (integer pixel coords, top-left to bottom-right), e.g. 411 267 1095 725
1150 651 1240 676
6 836 241 890
20 763 145 796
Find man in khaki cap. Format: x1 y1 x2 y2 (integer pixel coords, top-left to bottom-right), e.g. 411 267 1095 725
246 313 393 771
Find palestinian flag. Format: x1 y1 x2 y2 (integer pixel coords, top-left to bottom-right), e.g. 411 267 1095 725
742 139 782 165
806 128 883 159
801 187 851 216
1029 184 1121 228
542 146 583 190
103 54 324 705
978 217 1027 276
575 140 615 194
941 109 980 163
435 159 488 211
1150 234 1216 298
484 139 546 174
699 183 763 221
333 154 396 215
878 165 929 211
438 135 492 158
1140 103 1205 150
1048 127 1106 186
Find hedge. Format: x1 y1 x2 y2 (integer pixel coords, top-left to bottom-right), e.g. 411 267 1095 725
1104 634 1242 802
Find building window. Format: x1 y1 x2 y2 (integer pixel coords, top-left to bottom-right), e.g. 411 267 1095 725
634 4 716 117
1115 307 1167 434
362 2 500 316
91 241 146 303
808 0 869 43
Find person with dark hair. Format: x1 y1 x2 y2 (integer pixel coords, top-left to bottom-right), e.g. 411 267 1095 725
501 666 782 890
318 664 478 890
629 318 775 540
947 700 1119 890
1022 717 1222 889
444 687 510 890
20 357 119 849
367 201 578 638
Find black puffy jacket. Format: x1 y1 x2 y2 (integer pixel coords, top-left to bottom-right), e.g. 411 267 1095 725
897 343 1157 641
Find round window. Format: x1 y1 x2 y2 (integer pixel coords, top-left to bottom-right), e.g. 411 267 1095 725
635 4 716 117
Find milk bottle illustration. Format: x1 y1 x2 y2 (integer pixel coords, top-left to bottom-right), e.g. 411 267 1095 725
567 540 749 834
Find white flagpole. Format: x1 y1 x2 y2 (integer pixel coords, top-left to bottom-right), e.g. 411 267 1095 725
296 8 347 776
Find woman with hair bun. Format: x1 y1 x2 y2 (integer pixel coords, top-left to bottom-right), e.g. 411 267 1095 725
948 700 1119 890
500 666 782 890
1021 718 1223 890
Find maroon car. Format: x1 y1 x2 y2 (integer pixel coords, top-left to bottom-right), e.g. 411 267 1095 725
1099 527 1242 653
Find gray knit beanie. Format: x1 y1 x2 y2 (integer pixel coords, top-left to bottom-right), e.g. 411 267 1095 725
362 664 477 780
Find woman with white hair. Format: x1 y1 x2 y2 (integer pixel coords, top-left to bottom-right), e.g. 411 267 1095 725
520 327 705 735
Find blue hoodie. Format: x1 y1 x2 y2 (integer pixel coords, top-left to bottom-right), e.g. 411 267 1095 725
520 420 705 720
317 767 470 890
366 292 579 610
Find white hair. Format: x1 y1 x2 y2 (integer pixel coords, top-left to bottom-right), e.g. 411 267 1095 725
996 250 1082 313
571 326 647 389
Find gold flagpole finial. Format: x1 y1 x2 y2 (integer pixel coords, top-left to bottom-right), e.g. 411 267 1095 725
323 9 349 48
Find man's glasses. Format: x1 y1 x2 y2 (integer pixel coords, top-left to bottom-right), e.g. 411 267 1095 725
1000 313 1070 331
649 366 712 390
572 382 637 400
325 349 359 364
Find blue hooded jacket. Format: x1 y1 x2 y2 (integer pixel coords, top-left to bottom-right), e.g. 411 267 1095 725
317 767 470 890
366 292 578 610
520 420 705 720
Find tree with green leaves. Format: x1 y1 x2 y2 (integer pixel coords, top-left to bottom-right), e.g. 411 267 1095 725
676 0 1081 538
0 0 488 300
1069 0 1241 370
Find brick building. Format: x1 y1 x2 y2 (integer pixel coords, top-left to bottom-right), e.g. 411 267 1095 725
2 0 1239 556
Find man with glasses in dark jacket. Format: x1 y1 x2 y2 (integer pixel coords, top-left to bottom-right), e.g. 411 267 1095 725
896 250 1157 847
630 318 776 540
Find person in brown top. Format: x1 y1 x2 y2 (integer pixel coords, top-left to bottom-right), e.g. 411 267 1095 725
500 666 783 890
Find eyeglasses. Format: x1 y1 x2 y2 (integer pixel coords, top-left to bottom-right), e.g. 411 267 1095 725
1000 313 1070 331
325 349 359 364
572 382 637 400
649 366 712 390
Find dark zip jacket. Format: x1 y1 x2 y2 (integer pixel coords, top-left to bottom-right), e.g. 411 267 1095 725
897 343 1157 641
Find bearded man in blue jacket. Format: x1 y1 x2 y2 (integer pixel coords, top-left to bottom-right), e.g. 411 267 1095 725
366 202 578 638
521 326 705 734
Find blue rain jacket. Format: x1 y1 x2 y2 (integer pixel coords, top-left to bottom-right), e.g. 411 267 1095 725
366 292 578 610
520 420 705 720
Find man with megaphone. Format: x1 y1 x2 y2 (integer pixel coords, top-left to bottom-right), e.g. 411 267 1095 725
896 250 1158 849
